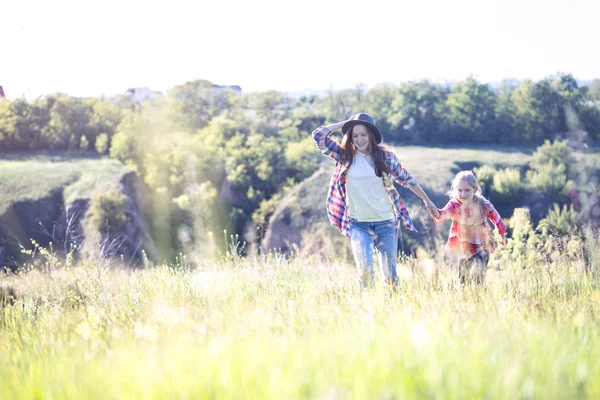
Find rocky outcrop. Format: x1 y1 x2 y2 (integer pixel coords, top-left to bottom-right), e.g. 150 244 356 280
0 190 68 268
81 172 157 266
262 166 350 256
0 171 157 270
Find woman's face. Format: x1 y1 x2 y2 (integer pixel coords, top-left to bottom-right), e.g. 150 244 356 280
351 124 371 153
456 181 475 202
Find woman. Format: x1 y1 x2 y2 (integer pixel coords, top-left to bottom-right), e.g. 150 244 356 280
312 113 437 289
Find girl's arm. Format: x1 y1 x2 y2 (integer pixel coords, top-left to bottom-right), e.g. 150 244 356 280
485 201 507 244
311 121 345 162
433 200 458 224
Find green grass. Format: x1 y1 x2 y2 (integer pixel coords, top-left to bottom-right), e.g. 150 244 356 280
392 145 534 196
1 250 599 399
0 153 133 214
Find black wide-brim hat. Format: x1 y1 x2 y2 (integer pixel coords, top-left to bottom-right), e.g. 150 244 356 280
341 113 382 144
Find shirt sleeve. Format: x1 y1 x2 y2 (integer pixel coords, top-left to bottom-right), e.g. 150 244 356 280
312 126 342 162
433 200 456 225
486 203 507 235
387 151 417 188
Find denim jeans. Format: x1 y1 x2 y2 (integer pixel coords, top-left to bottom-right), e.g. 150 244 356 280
349 218 399 290
458 250 490 285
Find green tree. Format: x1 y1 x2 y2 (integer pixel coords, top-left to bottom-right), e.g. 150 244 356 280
386 81 448 143
445 76 497 142
41 95 93 150
2 98 51 150
512 79 563 141
168 80 238 131
494 83 521 141
249 90 292 123
95 133 110 154
588 79 600 102
88 98 123 146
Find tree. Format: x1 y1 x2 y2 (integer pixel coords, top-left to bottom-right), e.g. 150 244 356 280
87 98 123 147
494 83 521 142
386 81 448 143
41 95 93 150
249 90 292 123
168 80 238 131
445 76 497 142
588 79 600 102
512 79 563 141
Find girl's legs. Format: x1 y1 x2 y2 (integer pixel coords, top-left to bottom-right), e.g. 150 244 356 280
458 251 490 285
469 250 490 284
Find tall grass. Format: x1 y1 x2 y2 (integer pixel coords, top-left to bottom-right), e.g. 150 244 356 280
1 248 599 399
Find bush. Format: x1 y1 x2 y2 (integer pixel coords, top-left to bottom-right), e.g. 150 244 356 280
525 139 574 202
285 137 320 181
537 203 578 237
529 139 575 176
80 135 89 150
95 133 109 154
87 191 129 232
493 208 544 269
526 164 568 202
109 130 137 164
491 168 524 204
473 165 497 198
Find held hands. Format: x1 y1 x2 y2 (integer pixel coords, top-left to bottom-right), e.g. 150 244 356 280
424 199 440 219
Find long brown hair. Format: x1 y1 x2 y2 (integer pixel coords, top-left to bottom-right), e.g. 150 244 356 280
340 125 390 177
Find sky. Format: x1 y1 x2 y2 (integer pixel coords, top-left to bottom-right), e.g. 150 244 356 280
2 0 599 100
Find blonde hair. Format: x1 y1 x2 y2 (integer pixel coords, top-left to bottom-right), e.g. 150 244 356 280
447 170 483 200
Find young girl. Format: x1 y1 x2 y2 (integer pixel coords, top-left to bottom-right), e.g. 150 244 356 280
430 171 507 284
312 113 437 290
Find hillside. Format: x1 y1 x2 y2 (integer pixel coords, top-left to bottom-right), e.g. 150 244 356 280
263 145 535 257
0 153 156 268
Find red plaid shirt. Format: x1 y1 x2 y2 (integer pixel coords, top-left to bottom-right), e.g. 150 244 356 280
434 197 506 259
312 126 418 237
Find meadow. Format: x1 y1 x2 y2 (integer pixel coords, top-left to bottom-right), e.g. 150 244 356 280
0 153 133 215
1 243 599 399
1 145 598 399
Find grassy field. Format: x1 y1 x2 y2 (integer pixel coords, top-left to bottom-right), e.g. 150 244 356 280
1 146 598 398
0 152 133 214
1 248 599 399
391 145 535 196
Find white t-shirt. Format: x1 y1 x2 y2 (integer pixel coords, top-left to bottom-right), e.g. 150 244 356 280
346 152 394 222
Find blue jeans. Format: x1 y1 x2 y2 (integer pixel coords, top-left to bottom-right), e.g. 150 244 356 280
349 218 399 289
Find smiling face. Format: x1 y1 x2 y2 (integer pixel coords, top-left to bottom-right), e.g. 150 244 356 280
456 181 475 203
351 124 371 153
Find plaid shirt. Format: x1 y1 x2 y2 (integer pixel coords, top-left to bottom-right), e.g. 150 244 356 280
434 197 506 259
312 126 418 237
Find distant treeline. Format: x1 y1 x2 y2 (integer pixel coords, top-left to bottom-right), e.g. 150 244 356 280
1 75 598 258
1 73 599 152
